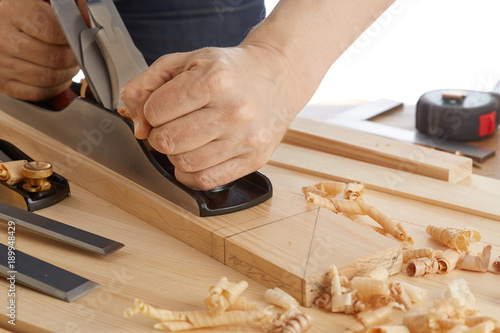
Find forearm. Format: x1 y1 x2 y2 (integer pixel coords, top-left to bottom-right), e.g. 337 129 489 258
242 0 395 111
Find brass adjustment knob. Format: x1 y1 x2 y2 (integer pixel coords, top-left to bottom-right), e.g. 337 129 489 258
22 161 53 192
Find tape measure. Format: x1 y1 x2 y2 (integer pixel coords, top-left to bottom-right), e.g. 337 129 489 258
416 89 500 141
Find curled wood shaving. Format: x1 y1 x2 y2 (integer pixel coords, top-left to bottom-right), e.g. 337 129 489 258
344 300 366 315
388 282 412 311
437 249 465 274
343 183 364 200
313 266 364 314
397 281 428 304
401 280 490 333
265 288 299 311
402 313 439 333
357 201 407 241
361 266 389 281
316 181 347 197
124 278 276 332
493 256 500 273
459 245 492 273
303 183 412 243
368 294 393 309
426 225 481 252
266 310 314 333
351 277 390 300
301 181 346 199
329 265 354 312
405 257 439 277
0 160 27 185
204 277 248 315
357 303 399 328
125 299 272 331
403 247 443 263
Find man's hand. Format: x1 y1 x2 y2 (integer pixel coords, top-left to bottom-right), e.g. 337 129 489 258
120 0 394 191
120 45 298 191
0 0 81 101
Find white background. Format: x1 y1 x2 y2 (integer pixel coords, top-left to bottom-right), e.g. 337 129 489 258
265 0 500 105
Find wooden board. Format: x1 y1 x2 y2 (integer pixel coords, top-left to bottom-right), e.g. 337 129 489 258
0 109 402 306
284 116 473 183
270 143 500 221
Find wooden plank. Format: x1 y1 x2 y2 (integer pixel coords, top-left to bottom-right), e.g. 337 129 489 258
225 208 402 307
0 109 401 306
270 143 500 221
284 116 473 183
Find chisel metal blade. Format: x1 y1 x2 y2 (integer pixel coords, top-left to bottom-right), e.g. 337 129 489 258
0 243 100 302
0 204 124 255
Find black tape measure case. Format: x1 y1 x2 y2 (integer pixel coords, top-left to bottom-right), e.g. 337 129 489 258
416 89 500 142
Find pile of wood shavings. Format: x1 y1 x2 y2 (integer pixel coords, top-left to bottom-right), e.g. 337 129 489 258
124 277 313 332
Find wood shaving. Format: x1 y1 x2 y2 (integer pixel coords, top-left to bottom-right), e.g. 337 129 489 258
402 313 439 333
459 245 492 273
426 225 481 252
493 256 500 273
351 277 390 300
0 160 27 185
266 310 314 333
343 182 364 200
302 181 412 244
400 279 499 333
361 266 389 281
396 281 428 304
358 303 399 328
388 282 412 311
405 257 439 277
403 247 443 263
124 278 277 332
437 249 465 274
265 288 299 311
329 265 354 312
204 277 248 315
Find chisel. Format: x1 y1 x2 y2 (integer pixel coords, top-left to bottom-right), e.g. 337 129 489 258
0 204 124 255
0 243 100 302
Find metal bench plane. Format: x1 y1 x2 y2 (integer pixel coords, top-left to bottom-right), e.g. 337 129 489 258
0 0 272 216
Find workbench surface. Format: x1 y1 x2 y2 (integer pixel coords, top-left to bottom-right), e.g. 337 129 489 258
0 103 499 332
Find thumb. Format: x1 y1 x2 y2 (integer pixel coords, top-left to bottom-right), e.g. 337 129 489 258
120 53 188 138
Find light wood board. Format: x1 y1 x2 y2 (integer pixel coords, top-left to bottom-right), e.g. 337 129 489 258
270 143 500 221
284 116 473 183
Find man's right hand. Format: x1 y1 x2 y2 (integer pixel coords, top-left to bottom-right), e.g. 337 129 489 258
0 0 81 101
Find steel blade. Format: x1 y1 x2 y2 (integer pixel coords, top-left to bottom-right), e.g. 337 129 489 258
0 204 124 255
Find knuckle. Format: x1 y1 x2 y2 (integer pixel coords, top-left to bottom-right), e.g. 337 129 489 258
170 153 193 172
205 64 230 95
120 85 140 104
37 67 61 86
152 130 175 154
192 172 218 191
48 47 75 68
